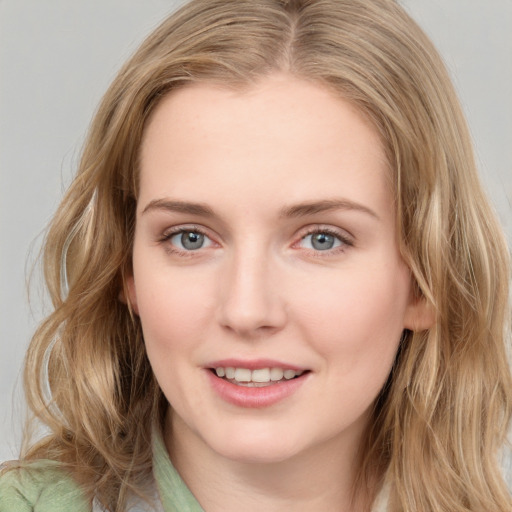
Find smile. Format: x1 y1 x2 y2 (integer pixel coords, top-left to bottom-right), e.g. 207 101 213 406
213 367 306 386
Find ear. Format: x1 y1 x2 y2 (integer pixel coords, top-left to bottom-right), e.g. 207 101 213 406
119 273 139 315
403 293 435 331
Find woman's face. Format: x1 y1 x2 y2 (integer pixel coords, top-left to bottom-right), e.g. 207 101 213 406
128 74 428 464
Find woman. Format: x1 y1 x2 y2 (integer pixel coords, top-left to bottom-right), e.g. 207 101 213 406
1 0 511 510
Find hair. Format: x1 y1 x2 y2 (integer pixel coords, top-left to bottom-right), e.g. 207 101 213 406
15 0 511 510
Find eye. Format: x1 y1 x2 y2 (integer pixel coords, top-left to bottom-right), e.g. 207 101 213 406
168 230 213 251
298 229 351 252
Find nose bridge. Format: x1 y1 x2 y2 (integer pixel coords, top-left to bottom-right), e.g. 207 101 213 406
217 241 286 336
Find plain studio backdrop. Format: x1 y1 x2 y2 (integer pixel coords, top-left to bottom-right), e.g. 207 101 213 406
0 1 511 462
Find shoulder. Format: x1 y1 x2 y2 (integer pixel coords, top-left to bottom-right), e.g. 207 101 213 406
0 459 90 512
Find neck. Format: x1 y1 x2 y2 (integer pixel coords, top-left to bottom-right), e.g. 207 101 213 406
164 410 376 512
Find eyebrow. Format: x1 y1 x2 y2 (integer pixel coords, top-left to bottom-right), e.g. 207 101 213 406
141 197 379 220
141 199 215 217
279 199 379 220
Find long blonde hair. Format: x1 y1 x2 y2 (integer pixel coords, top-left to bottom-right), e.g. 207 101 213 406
19 0 511 510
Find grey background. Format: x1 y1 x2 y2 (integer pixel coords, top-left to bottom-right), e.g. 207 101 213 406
1 1 511 462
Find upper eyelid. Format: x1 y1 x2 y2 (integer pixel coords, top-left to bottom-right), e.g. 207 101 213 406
162 224 213 238
295 224 354 241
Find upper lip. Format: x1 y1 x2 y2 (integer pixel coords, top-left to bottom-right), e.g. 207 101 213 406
206 358 307 371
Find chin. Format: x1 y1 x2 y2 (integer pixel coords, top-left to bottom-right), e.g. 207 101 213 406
205 429 305 465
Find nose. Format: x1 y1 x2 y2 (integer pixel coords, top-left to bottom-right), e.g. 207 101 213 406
216 247 287 338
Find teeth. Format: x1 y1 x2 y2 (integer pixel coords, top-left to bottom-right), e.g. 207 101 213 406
252 368 270 382
214 366 304 384
270 368 284 381
234 368 251 382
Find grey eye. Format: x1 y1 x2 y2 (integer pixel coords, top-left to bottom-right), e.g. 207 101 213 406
171 231 208 250
299 232 343 251
311 233 336 250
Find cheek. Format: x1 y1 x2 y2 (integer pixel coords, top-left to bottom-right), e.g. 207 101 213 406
293 263 409 364
133 268 215 407
292 265 409 423
133 266 216 357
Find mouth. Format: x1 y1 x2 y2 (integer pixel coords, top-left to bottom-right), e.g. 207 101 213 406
209 366 309 387
205 361 310 407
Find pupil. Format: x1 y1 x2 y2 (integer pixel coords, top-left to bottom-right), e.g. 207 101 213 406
312 233 334 250
181 231 204 250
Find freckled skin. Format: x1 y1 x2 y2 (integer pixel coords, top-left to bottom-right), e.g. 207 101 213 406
127 74 429 508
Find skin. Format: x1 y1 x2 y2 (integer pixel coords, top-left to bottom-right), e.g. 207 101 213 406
127 74 432 511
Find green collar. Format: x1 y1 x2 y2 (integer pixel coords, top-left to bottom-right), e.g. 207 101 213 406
152 431 205 512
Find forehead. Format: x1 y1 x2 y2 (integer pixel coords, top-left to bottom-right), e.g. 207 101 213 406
138 74 391 218
142 75 384 156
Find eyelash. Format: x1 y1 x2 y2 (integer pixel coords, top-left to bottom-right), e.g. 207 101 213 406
294 226 353 257
159 225 213 257
158 225 353 257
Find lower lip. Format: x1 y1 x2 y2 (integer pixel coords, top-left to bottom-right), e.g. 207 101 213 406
205 370 309 408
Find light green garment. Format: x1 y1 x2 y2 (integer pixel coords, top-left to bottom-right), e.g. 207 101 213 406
0 434 203 512
152 432 204 512
0 459 90 512
0 434 388 511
